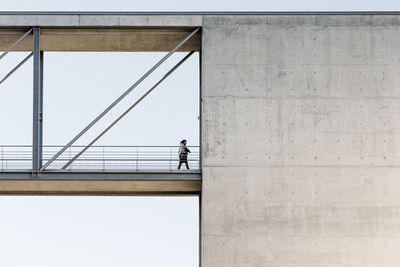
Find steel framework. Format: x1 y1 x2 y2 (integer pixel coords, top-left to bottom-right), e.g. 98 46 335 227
0 26 201 176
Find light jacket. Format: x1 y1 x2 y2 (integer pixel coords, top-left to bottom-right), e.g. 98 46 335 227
178 144 190 156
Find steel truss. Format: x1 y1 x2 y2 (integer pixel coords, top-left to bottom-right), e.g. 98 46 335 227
0 27 200 173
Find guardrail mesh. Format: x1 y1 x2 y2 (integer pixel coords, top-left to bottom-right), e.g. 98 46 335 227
0 145 200 171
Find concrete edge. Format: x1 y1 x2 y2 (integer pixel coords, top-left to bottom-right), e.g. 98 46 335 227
0 179 202 195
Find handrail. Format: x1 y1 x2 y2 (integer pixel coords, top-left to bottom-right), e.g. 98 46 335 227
0 145 200 171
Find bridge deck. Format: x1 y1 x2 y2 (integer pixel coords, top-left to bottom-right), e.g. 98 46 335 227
0 145 202 195
0 170 201 195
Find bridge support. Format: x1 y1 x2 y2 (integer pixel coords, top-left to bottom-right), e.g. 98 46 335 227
32 27 43 172
0 179 201 195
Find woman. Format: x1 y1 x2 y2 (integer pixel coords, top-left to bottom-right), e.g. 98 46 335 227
178 139 191 170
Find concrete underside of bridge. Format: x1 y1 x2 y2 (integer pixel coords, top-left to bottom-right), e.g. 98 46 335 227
0 179 201 195
0 15 201 51
0 28 200 51
2 12 400 267
0 171 201 195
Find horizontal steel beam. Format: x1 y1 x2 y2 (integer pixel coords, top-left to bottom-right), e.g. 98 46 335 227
0 170 201 180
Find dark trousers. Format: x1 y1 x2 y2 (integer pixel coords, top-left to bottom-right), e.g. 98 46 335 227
178 153 189 169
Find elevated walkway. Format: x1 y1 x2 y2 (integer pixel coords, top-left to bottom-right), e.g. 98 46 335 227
0 23 202 195
0 145 200 171
0 145 201 195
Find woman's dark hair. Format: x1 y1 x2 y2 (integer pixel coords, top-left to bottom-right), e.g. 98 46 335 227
180 139 187 144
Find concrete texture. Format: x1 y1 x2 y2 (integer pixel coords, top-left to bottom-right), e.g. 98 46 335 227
0 28 200 52
0 14 202 27
0 12 399 266
202 15 400 267
0 179 201 195
0 14 202 52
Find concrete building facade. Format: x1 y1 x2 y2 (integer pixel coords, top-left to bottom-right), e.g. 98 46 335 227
0 12 400 266
202 14 400 267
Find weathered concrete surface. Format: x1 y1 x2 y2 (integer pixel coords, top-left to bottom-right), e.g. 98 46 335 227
0 179 201 195
0 14 202 27
0 14 201 51
0 28 200 52
202 15 400 267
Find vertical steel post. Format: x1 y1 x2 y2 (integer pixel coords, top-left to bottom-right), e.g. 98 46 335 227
32 27 42 172
199 49 203 171
39 51 44 168
198 35 203 267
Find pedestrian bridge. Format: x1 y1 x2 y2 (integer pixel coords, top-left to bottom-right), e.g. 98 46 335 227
0 145 200 171
0 145 201 194
0 17 202 194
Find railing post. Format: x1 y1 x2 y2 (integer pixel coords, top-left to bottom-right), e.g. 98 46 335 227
136 147 138 171
68 147 71 169
1 146 3 170
103 146 105 170
169 147 172 171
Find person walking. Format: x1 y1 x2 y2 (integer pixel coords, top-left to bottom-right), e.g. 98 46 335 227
178 139 191 170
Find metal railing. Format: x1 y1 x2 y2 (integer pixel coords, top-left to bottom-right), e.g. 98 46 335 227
0 145 200 171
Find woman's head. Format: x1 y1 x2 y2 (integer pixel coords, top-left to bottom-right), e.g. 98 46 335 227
180 139 187 145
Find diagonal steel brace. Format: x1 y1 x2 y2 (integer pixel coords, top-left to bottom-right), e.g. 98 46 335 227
41 28 200 171
0 28 33 61
0 52 33 85
62 51 195 169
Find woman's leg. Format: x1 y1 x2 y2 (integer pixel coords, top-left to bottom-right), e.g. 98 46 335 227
178 159 182 169
179 153 188 170
185 159 189 169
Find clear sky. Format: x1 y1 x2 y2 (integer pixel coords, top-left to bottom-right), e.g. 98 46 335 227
0 196 199 267
0 52 200 146
1 0 399 267
1 0 400 11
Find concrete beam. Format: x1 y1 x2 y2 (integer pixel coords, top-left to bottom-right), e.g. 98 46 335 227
0 28 200 52
0 179 201 195
0 14 202 27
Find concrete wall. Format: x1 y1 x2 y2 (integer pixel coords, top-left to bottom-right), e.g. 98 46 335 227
202 15 400 266
0 14 202 27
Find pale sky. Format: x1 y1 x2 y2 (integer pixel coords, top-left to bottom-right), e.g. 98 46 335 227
1 0 400 11
1 0 399 267
0 52 199 146
0 196 199 267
